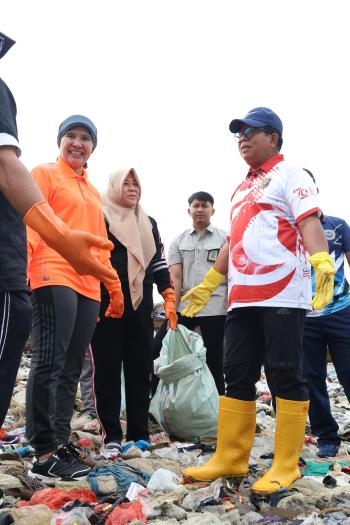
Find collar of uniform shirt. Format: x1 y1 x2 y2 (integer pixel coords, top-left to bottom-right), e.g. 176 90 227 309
246 153 284 178
189 223 214 234
57 156 89 180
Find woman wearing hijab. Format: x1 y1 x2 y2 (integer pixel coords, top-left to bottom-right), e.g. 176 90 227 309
26 116 124 481
91 168 177 459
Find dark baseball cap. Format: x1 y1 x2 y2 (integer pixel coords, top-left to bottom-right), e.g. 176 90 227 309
0 32 15 59
229 107 283 136
57 115 97 151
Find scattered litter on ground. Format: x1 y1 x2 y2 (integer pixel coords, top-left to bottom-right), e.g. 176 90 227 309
1 353 349 524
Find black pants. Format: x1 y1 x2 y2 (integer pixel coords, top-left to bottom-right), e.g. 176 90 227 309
0 291 32 428
91 305 154 444
303 307 350 446
26 286 99 455
152 313 226 394
225 306 308 401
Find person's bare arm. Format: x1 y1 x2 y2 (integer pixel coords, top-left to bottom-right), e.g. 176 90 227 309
298 214 328 255
0 146 43 215
170 263 183 310
214 241 229 275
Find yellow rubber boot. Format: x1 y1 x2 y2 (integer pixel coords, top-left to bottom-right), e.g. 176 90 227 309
183 396 256 481
252 397 309 494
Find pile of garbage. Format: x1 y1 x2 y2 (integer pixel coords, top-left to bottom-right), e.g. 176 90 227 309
1 350 350 524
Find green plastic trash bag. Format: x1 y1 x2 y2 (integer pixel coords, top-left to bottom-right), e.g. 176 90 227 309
149 325 219 440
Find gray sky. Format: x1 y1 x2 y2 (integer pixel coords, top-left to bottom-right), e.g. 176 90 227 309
2 0 350 285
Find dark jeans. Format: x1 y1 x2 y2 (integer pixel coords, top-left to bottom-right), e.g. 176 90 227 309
303 306 350 446
225 306 308 401
91 304 154 444
26 286 99 455
0 291 32 428
152 313 226 394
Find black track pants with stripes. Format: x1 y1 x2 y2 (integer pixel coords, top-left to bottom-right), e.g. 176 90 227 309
25 286 99 456
0 291 32 428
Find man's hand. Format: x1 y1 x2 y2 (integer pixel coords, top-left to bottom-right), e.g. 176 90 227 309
24 201 117 283
309 251 335 310
181 267 225 317
64 230 117 283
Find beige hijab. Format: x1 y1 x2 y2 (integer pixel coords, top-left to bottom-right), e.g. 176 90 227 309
102 168 156 309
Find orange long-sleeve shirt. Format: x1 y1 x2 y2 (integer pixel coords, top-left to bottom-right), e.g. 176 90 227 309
27 157 111 301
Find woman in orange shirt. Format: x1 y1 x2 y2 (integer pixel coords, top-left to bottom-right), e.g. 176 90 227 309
26 115 123 482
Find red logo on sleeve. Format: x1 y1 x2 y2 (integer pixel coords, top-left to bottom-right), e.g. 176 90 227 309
293 186 318 199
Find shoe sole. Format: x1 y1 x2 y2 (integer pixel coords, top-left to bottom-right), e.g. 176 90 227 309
183 473 246 483
28 470 88 482
100 453 121 460
100 447 121 460
251 476 300 495
251 488 281 496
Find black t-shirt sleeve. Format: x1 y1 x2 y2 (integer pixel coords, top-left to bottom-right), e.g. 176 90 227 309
149 216 172 293
0 80 27 291
0 78 19 140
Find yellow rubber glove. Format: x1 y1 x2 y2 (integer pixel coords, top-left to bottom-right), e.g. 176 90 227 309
309 251 335 310
24 201 117 284
104 277 124 318
161 288 177 329
181 267 226 317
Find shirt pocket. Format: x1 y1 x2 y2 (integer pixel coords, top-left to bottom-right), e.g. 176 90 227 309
204 243 222 264
178 239 196 267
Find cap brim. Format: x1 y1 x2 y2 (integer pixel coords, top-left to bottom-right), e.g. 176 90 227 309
229 117 270 133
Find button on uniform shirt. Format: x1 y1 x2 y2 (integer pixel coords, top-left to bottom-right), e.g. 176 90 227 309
307 215 350 317
168 224 227 316
228 154 321 311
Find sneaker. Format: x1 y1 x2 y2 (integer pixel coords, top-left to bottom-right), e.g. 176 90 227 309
100 441 122 460
28 447 91 481
63 442 84 461
63 442 96 468
317 443 339 458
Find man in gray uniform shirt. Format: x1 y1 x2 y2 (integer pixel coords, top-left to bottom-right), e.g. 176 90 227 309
153 191 227 394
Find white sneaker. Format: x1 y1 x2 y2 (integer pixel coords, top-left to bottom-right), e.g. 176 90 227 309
100 441 122 459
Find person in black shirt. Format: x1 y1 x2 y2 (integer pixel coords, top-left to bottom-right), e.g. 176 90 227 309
90 168 177 459
0 31 118 442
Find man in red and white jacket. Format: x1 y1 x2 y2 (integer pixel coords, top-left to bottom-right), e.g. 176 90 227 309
181 107 335 494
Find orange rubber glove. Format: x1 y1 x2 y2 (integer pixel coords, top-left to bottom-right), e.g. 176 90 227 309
181 267 226 317
104 277 124 318
309 251 335 310
23 201 117 284
161 288 177 329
